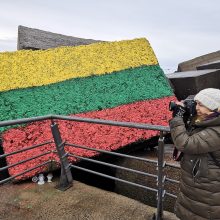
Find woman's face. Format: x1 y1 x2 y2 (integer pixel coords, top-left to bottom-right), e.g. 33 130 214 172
196 101 213 118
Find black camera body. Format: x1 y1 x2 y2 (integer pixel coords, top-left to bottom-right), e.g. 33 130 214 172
169 95 197 125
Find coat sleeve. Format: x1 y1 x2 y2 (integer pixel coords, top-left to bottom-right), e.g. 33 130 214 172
169 117 220 154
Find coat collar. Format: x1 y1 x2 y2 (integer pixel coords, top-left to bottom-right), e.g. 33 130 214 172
195 114 220 127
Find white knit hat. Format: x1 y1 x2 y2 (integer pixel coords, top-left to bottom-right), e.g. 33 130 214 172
194 88 220 111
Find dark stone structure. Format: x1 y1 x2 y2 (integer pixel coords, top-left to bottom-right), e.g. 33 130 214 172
17 25 102 50
196 60 220 70
167 69 220 100
114 146 180 212
177 50 220 72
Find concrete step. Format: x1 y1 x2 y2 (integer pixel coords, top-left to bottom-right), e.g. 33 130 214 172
196 60 220 70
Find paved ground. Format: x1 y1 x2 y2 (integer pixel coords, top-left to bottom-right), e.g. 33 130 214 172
0 179 179 220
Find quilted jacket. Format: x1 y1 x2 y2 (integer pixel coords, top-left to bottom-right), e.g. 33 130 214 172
170 116 220 220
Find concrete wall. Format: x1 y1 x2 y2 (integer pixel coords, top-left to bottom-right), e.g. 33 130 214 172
166 69 220 100
114 146 180 212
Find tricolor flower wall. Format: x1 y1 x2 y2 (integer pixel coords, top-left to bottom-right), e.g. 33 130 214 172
0 38 175 179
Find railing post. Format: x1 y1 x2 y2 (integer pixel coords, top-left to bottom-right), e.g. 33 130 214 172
155 131 165 220
51 121 73 191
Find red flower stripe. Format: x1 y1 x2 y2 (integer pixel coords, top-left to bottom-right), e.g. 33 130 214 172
2 96 175 180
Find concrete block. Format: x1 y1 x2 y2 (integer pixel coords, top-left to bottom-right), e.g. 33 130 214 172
166 69 220 100
196 60 220 70
17 25 102 50
177 50 220 72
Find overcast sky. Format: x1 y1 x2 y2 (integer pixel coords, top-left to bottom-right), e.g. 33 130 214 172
0 0 219 73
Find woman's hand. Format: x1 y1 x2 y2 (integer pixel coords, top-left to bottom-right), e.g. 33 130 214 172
172 101 186 117
175 101 184 107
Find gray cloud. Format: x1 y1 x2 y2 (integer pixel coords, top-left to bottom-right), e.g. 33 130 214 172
0 0 219 72
0 38 17 51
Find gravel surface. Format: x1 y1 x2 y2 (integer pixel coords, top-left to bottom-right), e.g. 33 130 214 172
0 179 179 220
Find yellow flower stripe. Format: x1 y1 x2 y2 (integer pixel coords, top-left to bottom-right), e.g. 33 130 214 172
0 38 158 92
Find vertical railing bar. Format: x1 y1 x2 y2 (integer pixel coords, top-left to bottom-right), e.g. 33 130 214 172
156 131 165 220
50 121 73 191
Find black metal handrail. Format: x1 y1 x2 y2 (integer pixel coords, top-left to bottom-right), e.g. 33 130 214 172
0 151 51 171
66 142 158 164
0 115 170 132
0 161 51 184
0 115 179 220
70 164 158 192
0 141 53 159
68 153 158 178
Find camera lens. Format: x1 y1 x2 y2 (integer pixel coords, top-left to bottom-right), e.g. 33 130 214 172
169 101 176 111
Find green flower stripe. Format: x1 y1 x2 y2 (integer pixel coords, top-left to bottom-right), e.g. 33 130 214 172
0 65 172 124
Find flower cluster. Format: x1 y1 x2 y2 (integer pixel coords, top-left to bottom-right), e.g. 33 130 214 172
0 65 173 130
0 36 175 180
0 38 158 92
2 96 175 180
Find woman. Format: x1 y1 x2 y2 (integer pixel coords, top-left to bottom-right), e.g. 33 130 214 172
169 88 220 220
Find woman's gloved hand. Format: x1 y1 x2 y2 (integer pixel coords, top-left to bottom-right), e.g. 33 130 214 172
172 105 186 118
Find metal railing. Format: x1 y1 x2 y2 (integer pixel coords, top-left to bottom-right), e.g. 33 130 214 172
0 115 180 220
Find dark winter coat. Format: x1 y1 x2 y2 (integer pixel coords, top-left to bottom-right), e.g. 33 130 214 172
169 116 220 220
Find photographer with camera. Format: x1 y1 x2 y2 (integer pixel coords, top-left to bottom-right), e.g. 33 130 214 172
169 88 220 220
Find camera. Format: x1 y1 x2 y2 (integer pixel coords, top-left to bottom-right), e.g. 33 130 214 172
169 95 197 124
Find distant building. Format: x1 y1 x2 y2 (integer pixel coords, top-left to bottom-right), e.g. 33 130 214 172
177 50 220 72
